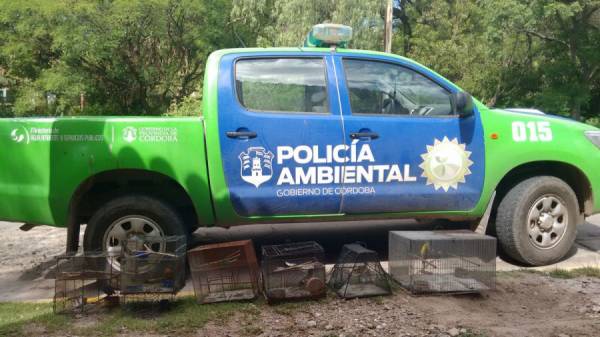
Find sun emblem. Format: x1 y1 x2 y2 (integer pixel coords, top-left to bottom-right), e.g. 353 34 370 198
419 137 473 192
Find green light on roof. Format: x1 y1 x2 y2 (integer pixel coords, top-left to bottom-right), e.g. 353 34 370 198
304 24 353 48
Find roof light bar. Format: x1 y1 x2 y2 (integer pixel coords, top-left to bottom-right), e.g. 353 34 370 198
304 24 352 48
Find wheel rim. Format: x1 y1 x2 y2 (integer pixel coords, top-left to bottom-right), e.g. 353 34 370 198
102 215 165 271
526 195 568 249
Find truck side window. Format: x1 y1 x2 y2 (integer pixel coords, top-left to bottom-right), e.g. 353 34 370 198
343 59 452 116
236 58 329 114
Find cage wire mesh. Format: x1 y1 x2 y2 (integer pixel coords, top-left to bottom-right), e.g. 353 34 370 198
389 231 496 294
120 235 186 303
188 240 260 304
261 241 326 302
329 243 391 298
53 252 119 314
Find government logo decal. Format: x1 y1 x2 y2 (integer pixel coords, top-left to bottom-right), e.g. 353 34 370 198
239 147 275 188
10 127 29 144
122 127 137 143
419 137 473 191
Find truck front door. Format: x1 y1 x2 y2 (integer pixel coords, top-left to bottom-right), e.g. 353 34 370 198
334 55 485 213
217 53 346 217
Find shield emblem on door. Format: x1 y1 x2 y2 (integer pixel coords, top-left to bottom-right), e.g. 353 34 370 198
239 147 275 188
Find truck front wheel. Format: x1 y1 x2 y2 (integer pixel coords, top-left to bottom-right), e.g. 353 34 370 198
83 195 187 271
495 176 579 266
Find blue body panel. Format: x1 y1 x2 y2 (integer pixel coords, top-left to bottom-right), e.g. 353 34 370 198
332 54 485 212
218 52 345 216
217 50 486 217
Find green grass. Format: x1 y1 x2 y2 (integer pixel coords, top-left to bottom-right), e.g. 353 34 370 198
0 302 68 336
0 297 251 337
498 267 600 280
547 267 600 279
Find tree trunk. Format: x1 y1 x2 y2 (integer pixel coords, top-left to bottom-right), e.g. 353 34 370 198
570 98 581 121
384 0 393 53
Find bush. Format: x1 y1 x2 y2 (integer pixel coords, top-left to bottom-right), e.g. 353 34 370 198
164 93 202 117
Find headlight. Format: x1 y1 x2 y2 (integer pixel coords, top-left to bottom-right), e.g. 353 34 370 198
585 131 600 149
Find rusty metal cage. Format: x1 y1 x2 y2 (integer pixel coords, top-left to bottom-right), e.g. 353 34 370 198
329 243 391 298
188 240 260 304
120 235 186 302
53 252 119 314
261 241 326 302
389 231 496 294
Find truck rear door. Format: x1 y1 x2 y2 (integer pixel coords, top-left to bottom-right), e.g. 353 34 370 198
216 52 345 217
333 54 485 213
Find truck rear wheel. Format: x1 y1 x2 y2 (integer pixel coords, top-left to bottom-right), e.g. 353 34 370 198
495 176 578 266
83 195 187 271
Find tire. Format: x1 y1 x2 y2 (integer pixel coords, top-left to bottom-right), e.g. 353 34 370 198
495 176 579 266
83 194 187 271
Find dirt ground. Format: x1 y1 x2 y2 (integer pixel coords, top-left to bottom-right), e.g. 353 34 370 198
0 223 67 302
1 220 599 336
15 271 599 337
193 272 600 337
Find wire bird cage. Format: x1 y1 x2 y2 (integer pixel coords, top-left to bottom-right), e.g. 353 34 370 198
329 243 391 298
261 241 326 302
120 235 186 303
389 231 496 294
53 252 119 314
188 240 260 304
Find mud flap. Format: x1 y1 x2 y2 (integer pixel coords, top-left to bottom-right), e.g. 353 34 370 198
471 191 496 234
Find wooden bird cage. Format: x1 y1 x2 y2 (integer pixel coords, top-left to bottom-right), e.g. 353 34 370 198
188 240 260 304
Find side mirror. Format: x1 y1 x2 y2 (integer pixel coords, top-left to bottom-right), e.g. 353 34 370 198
451 91 474 117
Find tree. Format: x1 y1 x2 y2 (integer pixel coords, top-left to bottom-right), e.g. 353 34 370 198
0 0 234 116
231 0 386 50
523 0 600 120
392 0 600 123
0 1 62 116
0 0 599 122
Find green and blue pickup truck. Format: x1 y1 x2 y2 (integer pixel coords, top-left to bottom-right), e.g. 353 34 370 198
1 25 600 267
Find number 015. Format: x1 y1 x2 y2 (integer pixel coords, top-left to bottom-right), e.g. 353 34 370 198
512 121 553 142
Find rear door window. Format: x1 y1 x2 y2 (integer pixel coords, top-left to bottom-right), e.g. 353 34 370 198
236 58 329 114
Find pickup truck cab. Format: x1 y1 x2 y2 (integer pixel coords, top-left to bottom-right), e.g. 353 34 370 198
1 25 600 267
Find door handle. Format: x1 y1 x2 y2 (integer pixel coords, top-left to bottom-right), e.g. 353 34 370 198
350 131 379 140
226 130 257 139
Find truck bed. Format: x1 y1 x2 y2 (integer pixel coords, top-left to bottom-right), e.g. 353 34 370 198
0 116 211 227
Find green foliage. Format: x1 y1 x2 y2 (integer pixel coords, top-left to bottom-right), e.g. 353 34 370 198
0 0 599 121
165 92 202 116
242 82 307 112
232 0 600 122
397 0 600 120
585 116 600 127
231 0 385 50
0 0 233 116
